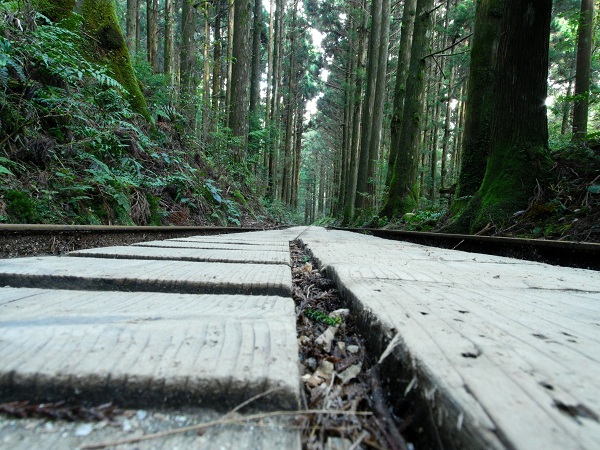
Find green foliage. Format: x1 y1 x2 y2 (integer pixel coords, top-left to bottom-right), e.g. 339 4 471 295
0 6 273 227
3 190 39 223
304 308 343 327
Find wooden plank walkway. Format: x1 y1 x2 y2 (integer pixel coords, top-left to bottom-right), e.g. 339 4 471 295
0 226 599 449
0 227 307 449
298 227 600 450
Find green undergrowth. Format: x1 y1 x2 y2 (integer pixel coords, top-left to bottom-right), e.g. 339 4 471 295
373 140 600 242
0 8 274 227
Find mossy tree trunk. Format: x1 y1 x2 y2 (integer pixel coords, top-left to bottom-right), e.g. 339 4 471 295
387 0 416 188
80 0 150 121
35 0 75 22
572 0 594 140
229 0 253 164
444 0 504 230
455 0 552 232
379 0 434 220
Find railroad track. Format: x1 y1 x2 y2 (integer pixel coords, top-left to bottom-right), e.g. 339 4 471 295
336 227 600 270
0 224 278 258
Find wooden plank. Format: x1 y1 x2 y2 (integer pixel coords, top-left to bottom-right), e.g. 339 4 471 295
0 288 299 410
0 257 291 296
133 240 289 252
68 245 290 265
300 227 600 450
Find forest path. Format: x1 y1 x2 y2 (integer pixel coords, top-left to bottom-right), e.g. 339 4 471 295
0 227 599 449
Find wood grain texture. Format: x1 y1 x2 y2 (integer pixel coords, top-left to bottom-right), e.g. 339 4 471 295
0 258 292 296
69 245 291 265
300 226 600 450
0 288 299 410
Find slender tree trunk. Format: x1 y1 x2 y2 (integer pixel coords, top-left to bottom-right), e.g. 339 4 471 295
342 0 367 224
249 0 262 120
181 0 199 132
229 0 253 163
264 0 275 188
365 0 391 209
572 0 594 139
164 0 174 79
126 0 138 54
226 0 235 127
293 98 305 209
212 0 225 111
202 4 212 139
282 1 298 205
147 0 159 72
355 0 383 213
268 0 284 199
380 0 434 219
387 0 417 188
561 74 574 135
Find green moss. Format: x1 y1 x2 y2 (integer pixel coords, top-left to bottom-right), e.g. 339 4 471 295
34 0 75 22
81 0 150 121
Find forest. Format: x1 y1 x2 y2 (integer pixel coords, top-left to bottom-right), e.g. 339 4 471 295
0 0 599 242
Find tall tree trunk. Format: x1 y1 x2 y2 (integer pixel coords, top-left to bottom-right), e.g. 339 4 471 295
226 0 235 127
447 0 504 223
293 98 305 209
264 0 275 189
380 0 434 219
342 0 367 224
268 0 284 199
249 0 262 121
459 0 552 231
202 4 212 139
387 0 417 188
229 0 253 163
181 0 199 132
572 0 594 139
147 0 159 72
126 0 138 54
282 1 298 205
365 0 391 209
164 0 174 79
213 0 225 110
561 73 574 135
355 0 383 214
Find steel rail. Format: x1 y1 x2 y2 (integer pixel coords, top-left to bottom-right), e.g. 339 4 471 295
334 227 600 271
0 224 278 258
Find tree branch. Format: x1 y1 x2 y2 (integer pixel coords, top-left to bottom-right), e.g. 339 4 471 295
423 33 473 60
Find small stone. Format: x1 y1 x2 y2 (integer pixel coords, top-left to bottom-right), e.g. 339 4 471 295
175 415 187 423
337 341 346 351
315 326 338 352
337 364 362 385
122 419 133 432
347 345 360 354
74 423 94 437
136 410 148 421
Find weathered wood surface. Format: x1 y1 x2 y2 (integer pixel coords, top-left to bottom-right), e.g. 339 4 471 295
133 239 289 252
0 288 298 409
300 227 600 450
69 245 290 265
0 258 291 296
0 227 305 449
